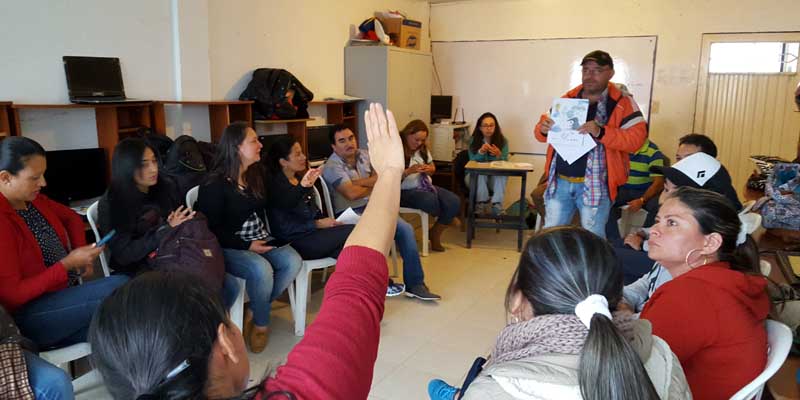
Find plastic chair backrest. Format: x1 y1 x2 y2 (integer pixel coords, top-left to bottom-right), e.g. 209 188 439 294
86 201 111 277
729 320 793 400
186 185 199 208
318 175 336 217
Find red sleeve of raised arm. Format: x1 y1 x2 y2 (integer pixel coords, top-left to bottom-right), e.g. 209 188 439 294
261 246 388 400
0 219 68 312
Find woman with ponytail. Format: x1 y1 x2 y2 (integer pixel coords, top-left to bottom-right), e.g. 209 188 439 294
428 227 690 400
639 186 769 400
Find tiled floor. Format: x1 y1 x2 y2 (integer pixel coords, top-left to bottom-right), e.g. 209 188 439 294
77 225 521 400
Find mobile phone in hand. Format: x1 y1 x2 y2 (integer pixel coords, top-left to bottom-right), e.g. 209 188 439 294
96 229 116 247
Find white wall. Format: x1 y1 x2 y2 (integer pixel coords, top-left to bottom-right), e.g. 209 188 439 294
0 0 180 149
207 0 430 103
430 0 800 162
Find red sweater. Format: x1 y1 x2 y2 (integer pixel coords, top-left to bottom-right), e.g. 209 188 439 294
0 194 86 312
640 262 770 400
258 245 388 400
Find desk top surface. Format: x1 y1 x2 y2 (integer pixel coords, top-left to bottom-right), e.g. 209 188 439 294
465 160 535 172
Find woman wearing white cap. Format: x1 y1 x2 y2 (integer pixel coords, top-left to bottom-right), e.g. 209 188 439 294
427 226 690 400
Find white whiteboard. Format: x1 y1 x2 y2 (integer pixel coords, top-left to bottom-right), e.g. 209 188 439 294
431 36 657 156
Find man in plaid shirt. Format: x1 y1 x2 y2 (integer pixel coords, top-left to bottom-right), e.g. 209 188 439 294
534 50 647 238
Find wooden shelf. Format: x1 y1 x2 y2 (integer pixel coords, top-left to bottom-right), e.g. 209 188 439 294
0 102 12 137
12 102 155 180
343 115 357 120
254 118 313 124
151 100 254 143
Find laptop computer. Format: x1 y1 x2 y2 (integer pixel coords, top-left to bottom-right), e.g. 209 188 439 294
63 56 141 103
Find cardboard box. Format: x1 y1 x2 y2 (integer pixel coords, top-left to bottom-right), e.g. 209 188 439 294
377 16 422 50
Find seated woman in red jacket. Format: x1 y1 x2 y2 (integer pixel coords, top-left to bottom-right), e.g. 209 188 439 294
89 103 402 399
640 186 770 400
0 137 128 350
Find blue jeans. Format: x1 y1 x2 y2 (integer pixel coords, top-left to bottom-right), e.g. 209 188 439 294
222 245 303 327
221 273 240 310
400 187 461 225
466 174 507 204
23 350 74 400
543 177 612 238
14 275 129 349
352 206 425 287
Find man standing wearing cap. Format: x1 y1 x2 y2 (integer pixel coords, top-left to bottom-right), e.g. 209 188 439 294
534 50 647 238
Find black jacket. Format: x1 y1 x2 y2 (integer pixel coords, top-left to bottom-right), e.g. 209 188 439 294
195 177 270 250
266 173 321 242
97 180 181 274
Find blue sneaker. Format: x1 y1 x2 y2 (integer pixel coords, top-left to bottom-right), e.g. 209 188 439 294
428 379 459 400
386 279 406 297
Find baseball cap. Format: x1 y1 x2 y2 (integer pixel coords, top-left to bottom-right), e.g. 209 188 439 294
581 50 614 69
651 152 742 209
651 152 721 188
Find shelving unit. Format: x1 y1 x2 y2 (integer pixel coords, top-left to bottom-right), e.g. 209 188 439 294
254 118 312 153
11 102 154 178
151 100 253 142
0 102 12 138
310 99 361 137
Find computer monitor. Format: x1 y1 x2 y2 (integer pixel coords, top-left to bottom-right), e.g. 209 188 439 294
42 148 107 205
430 95 453 123
63 56 125 99
307 125 333 161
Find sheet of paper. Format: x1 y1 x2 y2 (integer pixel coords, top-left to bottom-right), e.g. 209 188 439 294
546 98 597 164
336 207 361 225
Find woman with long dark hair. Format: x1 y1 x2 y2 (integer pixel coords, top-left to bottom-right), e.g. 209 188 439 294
467 112 509 215
398 120 460 252
0 137 128 351
97 138 192 274
89 103 407 399
194 122 303 353
639 186 769 399
265 136 353 259
428 227 690 400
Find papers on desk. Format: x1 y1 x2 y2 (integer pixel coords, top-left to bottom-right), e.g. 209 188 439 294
336 207 361 225
546 98 596 164
490 161 534 169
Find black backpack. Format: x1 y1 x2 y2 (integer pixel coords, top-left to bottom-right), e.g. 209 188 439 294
137 127 174 166
164 135 208 198
239 68 314 120
151 212 225 291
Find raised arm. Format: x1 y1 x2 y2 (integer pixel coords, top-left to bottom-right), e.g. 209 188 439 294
262 103 403 399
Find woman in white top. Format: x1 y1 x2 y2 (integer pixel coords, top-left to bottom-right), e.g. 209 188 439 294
399 120 461 252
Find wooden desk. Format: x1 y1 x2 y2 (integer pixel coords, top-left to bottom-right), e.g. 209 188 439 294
12 102 154 178
151 100 253 142
465 161 534 251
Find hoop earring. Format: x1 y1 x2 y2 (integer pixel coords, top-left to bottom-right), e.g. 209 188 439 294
684 248 704 269
510 314 521 324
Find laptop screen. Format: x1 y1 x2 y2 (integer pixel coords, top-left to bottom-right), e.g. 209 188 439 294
63 56 125 98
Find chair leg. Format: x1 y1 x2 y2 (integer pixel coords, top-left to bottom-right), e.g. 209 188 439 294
72 369 103 394
321 267 329 283
421 212 429 256
293 266 311 336
231 278 246 331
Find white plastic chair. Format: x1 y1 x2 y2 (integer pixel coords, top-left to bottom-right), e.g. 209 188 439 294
41 201 109 393
729 320 793 400
286 186 339 336
86 201 111 277
318 175 399 277
186 185 247 331
399 207 430 257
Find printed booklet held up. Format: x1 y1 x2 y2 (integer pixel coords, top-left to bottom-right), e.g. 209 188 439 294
546 98 597 164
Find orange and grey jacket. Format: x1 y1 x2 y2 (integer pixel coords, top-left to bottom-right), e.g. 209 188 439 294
534 82 648 201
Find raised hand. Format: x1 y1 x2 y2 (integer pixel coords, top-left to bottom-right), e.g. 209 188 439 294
167 205 196 228
364 103 404 176
301 167 323 188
